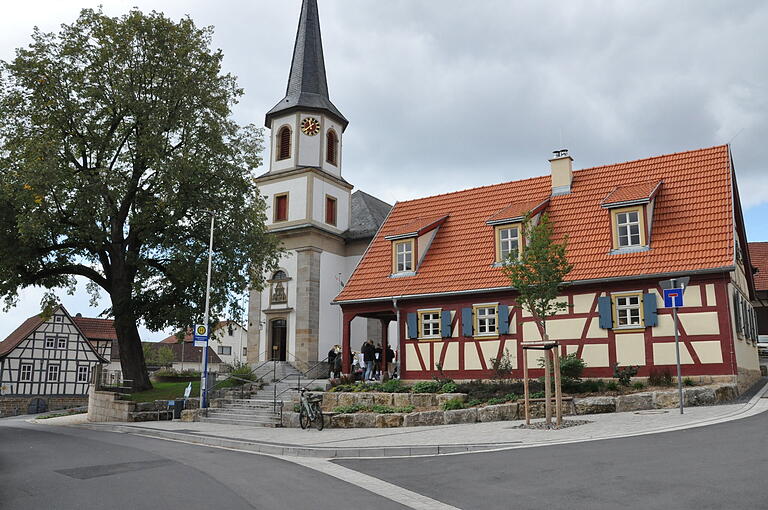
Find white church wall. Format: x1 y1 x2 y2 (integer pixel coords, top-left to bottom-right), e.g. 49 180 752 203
298 114 322 168
258 251 298 360
270 114 298 173
311 176 350 232
319 251 347 357
260 176 308 227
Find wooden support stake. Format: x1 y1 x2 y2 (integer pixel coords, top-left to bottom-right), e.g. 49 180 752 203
544 348 552 428
523 347 530 425
553 344 562 428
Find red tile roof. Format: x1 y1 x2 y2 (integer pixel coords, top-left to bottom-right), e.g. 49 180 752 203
159 321 243 344
601 180 662 207
749 242 768 291
72 317 117 341
487 198 550 224
336 145 735 302
385 215 448 238
0 315 44 357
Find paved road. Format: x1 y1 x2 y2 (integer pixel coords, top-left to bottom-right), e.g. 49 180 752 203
0 416 405 510
337 411 768 510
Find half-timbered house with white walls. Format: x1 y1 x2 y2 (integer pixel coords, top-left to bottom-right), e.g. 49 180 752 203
335 145 762 391
0 305 107 412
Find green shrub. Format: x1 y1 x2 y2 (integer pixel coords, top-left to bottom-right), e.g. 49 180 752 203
333 404 415 414
613 364 639 386
504 393 519 401
683 377 695 387
456 380 542 402
648 369 673 387
440 382 458 393
559 353 587 380
632 382 646 390
530 391 545 399
490 349 515 379
486 397 507 405
293 403 301 413
467 399 483 407
576 379 606 393
411 381 442 393
605 381 619 391
443 398 466 410
224 363 260 387
379 379 409 393
333 404 363 414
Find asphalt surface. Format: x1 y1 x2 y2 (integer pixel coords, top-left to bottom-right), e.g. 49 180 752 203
0 416 405 510
337 410 768 510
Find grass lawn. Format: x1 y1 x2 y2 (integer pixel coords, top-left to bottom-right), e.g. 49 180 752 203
126 381 200 402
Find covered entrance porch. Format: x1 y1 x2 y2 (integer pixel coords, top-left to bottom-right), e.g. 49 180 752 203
339 302 398 379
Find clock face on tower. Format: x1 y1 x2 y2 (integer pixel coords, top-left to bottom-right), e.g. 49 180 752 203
300 117 320 136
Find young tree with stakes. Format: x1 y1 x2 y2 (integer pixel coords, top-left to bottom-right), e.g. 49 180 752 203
0 9 280 390
503 213 573 426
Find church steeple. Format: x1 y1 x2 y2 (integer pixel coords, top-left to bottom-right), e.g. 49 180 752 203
265 0 348 130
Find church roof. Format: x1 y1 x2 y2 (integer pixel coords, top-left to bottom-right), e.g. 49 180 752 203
345 190 392 241
265 0 348 129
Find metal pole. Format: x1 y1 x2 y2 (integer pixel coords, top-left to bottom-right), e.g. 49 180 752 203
200 212 215 408
673 305 684 414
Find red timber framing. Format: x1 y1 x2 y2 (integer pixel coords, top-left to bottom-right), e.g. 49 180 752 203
340 306 396 376
339 273 741 381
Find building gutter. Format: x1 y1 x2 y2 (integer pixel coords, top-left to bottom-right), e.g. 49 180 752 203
332 265 735 305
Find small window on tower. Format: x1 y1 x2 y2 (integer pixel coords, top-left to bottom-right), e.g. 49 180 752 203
274 193 288 222
325 195 337 226
326 129 338 166
276 126 292 161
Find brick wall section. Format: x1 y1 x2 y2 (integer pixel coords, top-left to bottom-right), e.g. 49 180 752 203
0 396 88 418
87 387 136 422
295 247 321 367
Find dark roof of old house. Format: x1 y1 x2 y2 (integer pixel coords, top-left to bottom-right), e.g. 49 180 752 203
345 190 392 241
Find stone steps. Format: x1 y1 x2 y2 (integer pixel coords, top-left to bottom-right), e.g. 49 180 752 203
201 416 281 427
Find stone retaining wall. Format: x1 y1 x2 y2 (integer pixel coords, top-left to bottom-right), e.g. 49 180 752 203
87 388 135 422
0 395 88 418
283 383 739 428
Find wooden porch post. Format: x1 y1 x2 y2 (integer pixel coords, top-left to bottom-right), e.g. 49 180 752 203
380 319 390 382
342 312 353 375
523 346 530 425
553 343 563 427
544 348 552 427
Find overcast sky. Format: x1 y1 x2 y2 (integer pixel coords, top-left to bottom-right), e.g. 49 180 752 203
1 0 767 340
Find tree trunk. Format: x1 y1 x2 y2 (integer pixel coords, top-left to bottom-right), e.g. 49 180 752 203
111 276 152 391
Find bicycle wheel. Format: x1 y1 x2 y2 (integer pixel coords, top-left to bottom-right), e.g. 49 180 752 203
312 404 324 431
299 406 310 429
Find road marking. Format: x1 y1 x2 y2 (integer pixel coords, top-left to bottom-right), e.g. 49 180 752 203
289 457 462 510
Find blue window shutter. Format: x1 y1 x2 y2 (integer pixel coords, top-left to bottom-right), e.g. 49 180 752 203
598 296 613 329
406 313 418 339
498 305 509 335
441 310 452 338
462 308 473 337
643 293 657 327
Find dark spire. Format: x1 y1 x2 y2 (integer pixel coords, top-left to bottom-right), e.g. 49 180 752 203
265 0 348 130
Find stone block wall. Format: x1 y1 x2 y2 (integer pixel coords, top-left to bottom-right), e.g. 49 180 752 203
0 396 88 418
87 387 135 422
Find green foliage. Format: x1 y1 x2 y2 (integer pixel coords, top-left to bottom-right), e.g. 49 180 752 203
605 381 619 391
632 382 646 390
125 381 200 402
143 344 174 368
530 391 546 398
456 380 542 403
502 213 573 340
648 369 674 387
489 349 515 379
504 393 519 402
293 403 301 413
411 381 442 393
153 368 200 379
221 362 259 387
613 364 639 386
443 398 466 411
332 404 414 414
440 382 458 393
0 8 281 389
486 397 507 405
467 399 483 406
378 379 408 393
560 353 587 380
573 379 606 393
683 377 695 387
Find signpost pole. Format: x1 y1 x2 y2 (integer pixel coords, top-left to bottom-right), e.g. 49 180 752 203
200 212 215 409
672 304 684 414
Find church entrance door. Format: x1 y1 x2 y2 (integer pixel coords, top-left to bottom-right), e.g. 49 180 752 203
270 319 287 361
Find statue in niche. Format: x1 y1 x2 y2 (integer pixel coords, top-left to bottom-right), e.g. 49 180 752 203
272 281 287 304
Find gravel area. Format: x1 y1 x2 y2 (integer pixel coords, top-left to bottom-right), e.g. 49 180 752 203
508 419 592 430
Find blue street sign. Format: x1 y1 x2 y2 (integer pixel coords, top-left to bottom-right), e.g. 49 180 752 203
663 288 684 308
193 324 209 346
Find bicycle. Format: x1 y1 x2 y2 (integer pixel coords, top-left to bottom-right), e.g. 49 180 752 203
297 387 324 431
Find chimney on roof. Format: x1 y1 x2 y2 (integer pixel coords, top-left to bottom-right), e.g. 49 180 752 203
550 149 573 196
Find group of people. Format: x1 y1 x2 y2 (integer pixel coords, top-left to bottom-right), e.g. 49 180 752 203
327 341 396 381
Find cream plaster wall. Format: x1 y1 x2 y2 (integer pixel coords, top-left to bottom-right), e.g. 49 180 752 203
691 341 724 364
653 342 694 364
523 318 586 341
417 342 431 370
705 284 717 306
615 333 645 366
733 332 759 371
405 343 420 371
581 344 609 367
678 312 720 336
297 113 322 168
311 175 350 232
443 342 459 370
479 340 501 369
572 293 595 314
464 344 482 370
652 314 677 337
683 285 702 307
585 319 608 338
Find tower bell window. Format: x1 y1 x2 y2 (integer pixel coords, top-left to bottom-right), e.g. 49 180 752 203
276 126 292 161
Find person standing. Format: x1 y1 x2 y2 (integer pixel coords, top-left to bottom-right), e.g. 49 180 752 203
332 345 342 379
327 345 338 378
374 343 383 380
386 345 396 378
362 340 375 381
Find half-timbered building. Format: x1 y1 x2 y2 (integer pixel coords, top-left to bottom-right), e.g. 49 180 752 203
335 145 761 391
0 305 107 397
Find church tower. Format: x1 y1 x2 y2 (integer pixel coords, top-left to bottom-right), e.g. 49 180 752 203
248 0 389 369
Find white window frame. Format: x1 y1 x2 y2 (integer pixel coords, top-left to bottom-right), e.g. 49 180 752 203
614 293 643 328
57 337 67 349
474 304 498 337
218 345 232 356
77 365 89 383
497 225 520 262
418 309 441 339
616 210 642 248
45 337 56 349
54 316 63 323
393 240 414 273
47 364 60 382
20 363 33 382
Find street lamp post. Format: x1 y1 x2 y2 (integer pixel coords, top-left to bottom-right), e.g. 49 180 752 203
200 211 215 408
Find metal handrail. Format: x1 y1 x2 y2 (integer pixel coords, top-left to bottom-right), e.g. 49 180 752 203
270 353 331 406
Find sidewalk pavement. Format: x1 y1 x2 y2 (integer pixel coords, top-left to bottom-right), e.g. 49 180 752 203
53 381 768 459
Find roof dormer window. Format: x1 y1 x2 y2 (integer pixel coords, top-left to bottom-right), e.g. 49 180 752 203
385 215 447 277
393 239 414 273
495 224 521 262
615 209 642 248
601 180 661 254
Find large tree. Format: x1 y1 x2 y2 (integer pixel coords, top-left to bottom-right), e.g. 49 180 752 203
0 9 280 390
